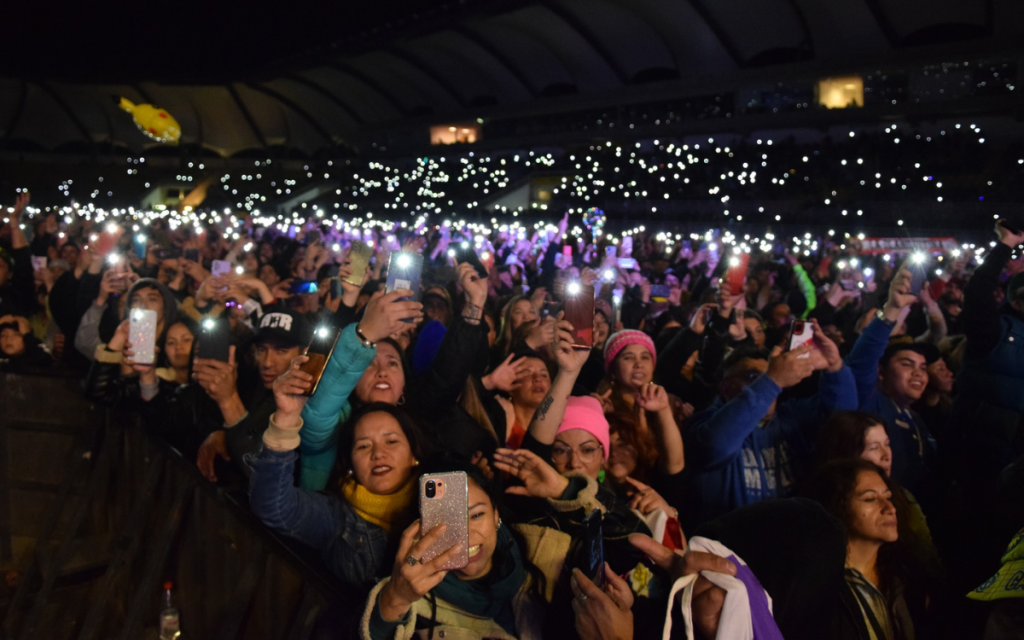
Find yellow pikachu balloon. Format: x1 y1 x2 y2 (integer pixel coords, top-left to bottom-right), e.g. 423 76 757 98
114 97 181 145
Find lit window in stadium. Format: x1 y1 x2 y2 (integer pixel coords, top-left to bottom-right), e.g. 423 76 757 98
817 76 864 109
430 124 480 145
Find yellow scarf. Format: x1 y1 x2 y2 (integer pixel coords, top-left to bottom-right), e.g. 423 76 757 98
339 475 418 534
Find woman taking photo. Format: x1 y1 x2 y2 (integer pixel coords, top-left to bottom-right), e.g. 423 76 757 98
362 451 622 640
299 262 495 480
248 356 429 590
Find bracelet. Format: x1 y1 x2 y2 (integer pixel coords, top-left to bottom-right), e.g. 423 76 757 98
355 325 376 349
462 302 483 325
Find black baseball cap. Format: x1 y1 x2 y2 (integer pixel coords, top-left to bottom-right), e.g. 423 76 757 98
254 309 312 349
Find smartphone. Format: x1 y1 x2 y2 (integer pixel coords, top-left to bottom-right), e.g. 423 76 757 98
299 325 340 397
605 245 617 259
725 253 751 296
211 260 232 277
612 287 624 325
454 242 488 278
196 317 231 362
308 229 323 247
788 319 814 358
322 264 341 299
562 282 595 348
386 251 424 321
128 308 158 365
581 509 605 589
907 254 929 294
184 249 200 263
343 240 373 287
419 472 470 571
650 284 670 300
562 245 573 265
94 227 122 255
617 257 638 270
154 247 181 261
133 234 147 260
621 236 634 256
30 256 47 272
289 280 319 295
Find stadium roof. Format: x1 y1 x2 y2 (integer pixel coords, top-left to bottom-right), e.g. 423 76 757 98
2 0 1022 157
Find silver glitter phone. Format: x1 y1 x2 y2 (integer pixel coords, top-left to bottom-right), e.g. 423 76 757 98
419 471 470 571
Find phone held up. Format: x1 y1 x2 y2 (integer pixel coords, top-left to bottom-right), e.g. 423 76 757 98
725 253 751 296
299 325 340 397
196 317 231 362
343 240 373 287
419 472 470 571
580 509 605 589
562 281 595 349
129 309 158 365
387 251 424 322
788 319 814 359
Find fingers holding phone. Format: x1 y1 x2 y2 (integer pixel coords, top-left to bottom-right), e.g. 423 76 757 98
273 355 313 418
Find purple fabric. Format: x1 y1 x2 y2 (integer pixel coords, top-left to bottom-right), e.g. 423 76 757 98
726 554 785 640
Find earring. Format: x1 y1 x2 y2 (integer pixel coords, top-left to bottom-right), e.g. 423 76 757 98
398 394 406 406
597 469 606 483
497 517 503 530
413 459 420 467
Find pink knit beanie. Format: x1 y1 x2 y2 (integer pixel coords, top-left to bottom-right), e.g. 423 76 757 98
556 396 610 460
604 329 656 372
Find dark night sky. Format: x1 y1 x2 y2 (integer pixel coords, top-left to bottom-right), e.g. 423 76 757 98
2 0 472 84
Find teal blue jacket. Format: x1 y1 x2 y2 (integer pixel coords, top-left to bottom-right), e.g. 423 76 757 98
298 324 376 490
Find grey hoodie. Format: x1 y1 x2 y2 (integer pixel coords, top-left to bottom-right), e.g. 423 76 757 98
74 276 181 361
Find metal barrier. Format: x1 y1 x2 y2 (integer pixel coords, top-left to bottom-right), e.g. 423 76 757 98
0 373 360 640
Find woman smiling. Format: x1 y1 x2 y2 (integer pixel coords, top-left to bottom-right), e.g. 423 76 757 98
248 356 429 589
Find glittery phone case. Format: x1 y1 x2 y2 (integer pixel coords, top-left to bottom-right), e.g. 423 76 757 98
419 472 470 571
129 309 158 366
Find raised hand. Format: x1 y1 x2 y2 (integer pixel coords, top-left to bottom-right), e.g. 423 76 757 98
884 264 918 317
809 318 843 372
457 262 488 308
273 355 312 420
552 314 591 373
492 447 570 499
193 345 239 403
689 303 716 335
635 382 670 413
358 289 424 343
379 521 462 622
766 344 817 388
482 353 530 392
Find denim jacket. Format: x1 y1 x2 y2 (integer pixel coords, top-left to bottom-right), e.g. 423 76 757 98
248 445 390 590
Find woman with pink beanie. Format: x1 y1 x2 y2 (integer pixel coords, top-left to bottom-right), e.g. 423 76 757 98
594 330 688 477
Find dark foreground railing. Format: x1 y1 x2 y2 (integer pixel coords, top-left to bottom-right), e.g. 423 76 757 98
0 373 358 640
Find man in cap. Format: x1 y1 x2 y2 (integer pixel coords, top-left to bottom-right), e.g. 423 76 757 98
194 307 312 482
845 264 941 509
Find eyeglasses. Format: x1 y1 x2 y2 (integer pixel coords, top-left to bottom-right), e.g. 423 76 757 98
551 443 604 464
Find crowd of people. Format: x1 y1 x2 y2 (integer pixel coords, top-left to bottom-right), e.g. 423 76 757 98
2 188 1024 640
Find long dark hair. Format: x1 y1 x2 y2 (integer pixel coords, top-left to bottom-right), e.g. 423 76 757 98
815 411 887 469
331 403 430 485
806 459 904 599
420 456 548 601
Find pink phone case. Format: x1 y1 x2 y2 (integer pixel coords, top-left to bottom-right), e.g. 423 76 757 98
419 472 469 571
129 309 158 365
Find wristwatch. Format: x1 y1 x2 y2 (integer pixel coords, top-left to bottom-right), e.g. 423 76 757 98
876 308 897 327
